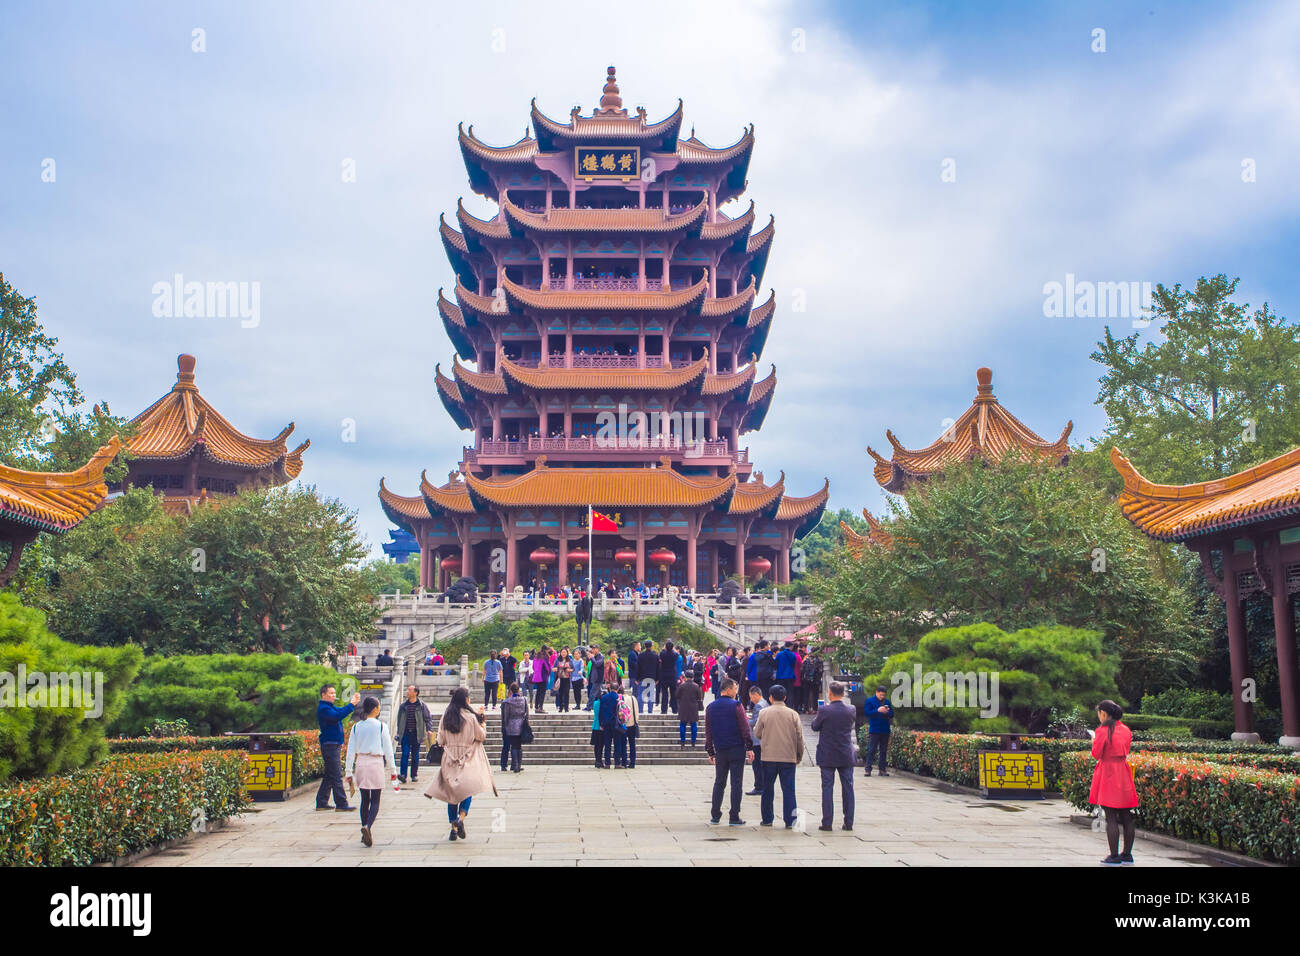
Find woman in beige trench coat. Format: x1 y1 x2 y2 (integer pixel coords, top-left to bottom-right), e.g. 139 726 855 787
425 686 498 841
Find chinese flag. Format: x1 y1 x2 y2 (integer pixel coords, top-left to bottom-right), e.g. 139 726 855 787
590 509 618 532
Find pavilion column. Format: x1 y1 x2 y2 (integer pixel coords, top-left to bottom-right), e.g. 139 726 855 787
558 528 569 587
492 413 501 441
461 531 473 584
635 530 645 585
505 527 518 591
735 533 746 588
539 409 548 437
662 255 670 290
542 256 550 290
566 250 573 290
662 333 670 368
541 331 549 364
687 524 698 594
638 254 646 291
779 537 791 585
564 408 572 437
710 543 720 590
1221 548 1258 741
1270 535 1300 746
565 331 573 368
419 543 433 589
638 330 645 368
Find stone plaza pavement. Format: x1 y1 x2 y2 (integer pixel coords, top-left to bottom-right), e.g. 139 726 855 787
133 763 1216 867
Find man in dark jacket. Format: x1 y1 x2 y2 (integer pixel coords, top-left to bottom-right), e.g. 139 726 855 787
586 646 604 709
753 641 777 700
627 642 640 700
500 647 518 688
392 686 433 783
636 641 659 713
812 681 858 831
704 678 754 825
316 683 360 811
657 641 680 714
864 684 895 776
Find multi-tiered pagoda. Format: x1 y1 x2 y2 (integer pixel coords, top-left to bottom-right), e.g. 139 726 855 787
111 354 310 515
382 67 827 593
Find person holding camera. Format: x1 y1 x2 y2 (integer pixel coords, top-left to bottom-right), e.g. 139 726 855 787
316 683 361 812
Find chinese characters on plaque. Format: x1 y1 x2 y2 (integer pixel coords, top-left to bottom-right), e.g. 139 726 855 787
575 147 640 181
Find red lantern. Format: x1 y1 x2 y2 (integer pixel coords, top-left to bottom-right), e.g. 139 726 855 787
648 548 676 571
440 555 462 572
744 555 772 578
529 547 556 569
567 548 590 569
614 549 636 568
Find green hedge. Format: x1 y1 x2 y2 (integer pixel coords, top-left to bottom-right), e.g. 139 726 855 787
1060 751 1300 864
0 750 250 866
881 729 1292 791
1125 713 1233 739
107 731 322 787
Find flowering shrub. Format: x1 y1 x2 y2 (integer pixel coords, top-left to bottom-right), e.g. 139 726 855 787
1060 751 1300 864
882 729 1292 791
108 730 321 787
0 750 250 866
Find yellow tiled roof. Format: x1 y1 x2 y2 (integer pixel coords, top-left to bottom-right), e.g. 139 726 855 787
1112 445 1300 542
868 368 1071 492
0 437 120 533
127 355 309 477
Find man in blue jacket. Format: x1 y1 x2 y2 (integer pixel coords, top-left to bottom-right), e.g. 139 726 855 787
774 642 799 686
316 683 361 811
864 684 895 776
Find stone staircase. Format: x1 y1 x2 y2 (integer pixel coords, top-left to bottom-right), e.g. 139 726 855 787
482 709 713 766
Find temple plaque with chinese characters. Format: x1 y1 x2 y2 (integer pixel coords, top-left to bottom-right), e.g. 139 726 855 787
575 147 639 181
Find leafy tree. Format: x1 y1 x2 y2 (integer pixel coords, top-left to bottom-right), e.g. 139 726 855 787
865 623 1120 733
359 555 420 599
111 653 341 737
0 593 142 780
810 454 1199 705
1092 274 1300 484
26 486 376 658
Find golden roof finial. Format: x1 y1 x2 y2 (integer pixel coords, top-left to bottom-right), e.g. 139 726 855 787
175 353 197 389
598 65 622 112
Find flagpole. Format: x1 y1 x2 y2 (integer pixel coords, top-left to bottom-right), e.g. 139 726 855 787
588 504 593 592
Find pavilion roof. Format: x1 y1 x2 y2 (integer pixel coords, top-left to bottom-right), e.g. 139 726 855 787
500 196 709 235
744 214 775 287
701 279 757 320
378 478 431 536
701 361 757 397
495 275 711 315
728 471 784 517
127 355 309 477
463 462 737 510
0 437 120 534
529 68 684 150
740 365 778 432
868 367 1071 492
434 363 473 430
1112 445 1300 543
699 201 755 244
773 478 831 538
740 290 776 362
841 508 895 556
437 288 477 360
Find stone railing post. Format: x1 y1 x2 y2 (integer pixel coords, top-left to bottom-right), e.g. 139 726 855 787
459 654 470 689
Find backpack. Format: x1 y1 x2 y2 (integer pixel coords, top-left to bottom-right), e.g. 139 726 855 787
617 696 634 731
726 657 743 680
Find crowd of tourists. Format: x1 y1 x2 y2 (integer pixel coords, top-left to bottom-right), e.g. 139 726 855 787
315 648 1139 864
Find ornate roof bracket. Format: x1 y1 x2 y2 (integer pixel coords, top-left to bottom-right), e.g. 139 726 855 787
1198 547 1226 599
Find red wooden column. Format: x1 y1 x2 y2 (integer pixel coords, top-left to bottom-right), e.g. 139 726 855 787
558 526 569 587
710 543 720 589
461 531 473 584
635 527 646 585
1271 533 1300 746
687 521 698 594
1221 546 1258 740
505 524 518 591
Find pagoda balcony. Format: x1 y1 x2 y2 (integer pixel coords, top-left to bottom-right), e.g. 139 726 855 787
570 277 663 291
463 438 749 466
532 353 665 368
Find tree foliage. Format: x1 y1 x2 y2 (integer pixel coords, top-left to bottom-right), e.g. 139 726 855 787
18 485 376 658
866 623 1120 733
0 593 142 780
1092 274 1300 483
110 652 341 737
810 454 1199 705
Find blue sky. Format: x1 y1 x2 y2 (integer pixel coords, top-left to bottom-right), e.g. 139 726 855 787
2 0 1298 556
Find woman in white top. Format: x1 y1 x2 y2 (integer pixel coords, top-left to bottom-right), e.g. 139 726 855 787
345 696 397 847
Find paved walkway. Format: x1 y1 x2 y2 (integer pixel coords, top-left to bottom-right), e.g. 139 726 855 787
134 763 1213 867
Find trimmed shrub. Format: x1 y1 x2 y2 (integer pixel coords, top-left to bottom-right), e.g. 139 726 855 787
0 749 250 866
1060 751 1300 864
0 594 142 781
1125 712 1233 739
882 728 1292 791
108 730 322 787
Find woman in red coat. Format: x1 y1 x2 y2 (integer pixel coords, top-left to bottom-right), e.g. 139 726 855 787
1089 699 1138 866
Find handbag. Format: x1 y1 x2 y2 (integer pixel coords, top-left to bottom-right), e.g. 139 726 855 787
520 718 535 746
426 732 444 765
496 681 507 701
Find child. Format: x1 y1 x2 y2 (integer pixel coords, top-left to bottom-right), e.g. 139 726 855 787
344 696 397 847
